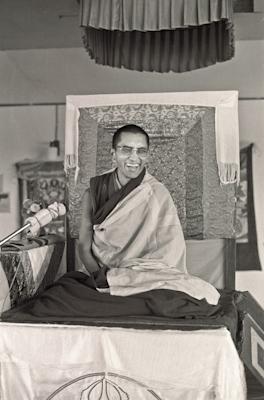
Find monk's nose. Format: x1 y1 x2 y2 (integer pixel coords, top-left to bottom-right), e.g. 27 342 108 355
128 149 140 161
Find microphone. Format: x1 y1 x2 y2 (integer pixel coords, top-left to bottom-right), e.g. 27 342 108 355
0 202 66 247
25 202 66 237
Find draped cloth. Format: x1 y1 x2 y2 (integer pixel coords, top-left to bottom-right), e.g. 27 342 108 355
0 324 247 399
90 168 146 224
88 170 218 304
79 0 234 72
0 236 65 314
91 171 187 272
64 92 239 239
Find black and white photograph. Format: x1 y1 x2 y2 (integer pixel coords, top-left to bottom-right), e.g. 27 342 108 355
0 0 263 398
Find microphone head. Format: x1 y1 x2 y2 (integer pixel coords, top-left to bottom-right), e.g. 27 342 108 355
57 203 66 216
47 202 66 217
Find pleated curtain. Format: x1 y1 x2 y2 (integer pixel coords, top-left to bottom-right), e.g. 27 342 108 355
80 0 234 72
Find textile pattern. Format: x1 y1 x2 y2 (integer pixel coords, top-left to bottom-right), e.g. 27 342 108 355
0 240 64 310
66 103 236 239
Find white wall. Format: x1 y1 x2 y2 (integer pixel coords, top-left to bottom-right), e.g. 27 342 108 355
0 41 263 269
0 41 262 102
0 105 65 239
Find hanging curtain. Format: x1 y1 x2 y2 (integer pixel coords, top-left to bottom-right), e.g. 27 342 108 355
79 0 234 72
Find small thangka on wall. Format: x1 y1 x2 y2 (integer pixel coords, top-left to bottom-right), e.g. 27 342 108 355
236 144 261 270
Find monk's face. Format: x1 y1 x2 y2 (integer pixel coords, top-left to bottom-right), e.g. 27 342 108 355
112 131 149 185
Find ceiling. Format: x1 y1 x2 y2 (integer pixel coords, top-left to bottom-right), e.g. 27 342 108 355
0 0 263 51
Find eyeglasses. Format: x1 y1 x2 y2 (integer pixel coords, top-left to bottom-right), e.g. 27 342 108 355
116 146 149 158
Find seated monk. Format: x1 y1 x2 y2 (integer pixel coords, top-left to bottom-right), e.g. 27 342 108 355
78 124 219 304
1 125 223 324
78 124 186 272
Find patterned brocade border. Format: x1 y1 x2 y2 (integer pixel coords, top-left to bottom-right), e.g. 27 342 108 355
67 103 236 239
0 243 63 309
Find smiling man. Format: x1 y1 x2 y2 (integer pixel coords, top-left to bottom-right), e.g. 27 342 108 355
78 124 187 280
111 124 149 185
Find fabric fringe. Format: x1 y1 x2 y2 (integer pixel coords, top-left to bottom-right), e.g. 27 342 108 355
81 20 234 73
218 162 239 185
64 154 80 185
64 154 77 171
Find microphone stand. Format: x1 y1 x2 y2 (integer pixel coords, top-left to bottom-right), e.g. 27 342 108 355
0 202 66 250
0 223 31 248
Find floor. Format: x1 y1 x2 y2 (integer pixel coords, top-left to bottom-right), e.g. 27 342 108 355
246 367 264 400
